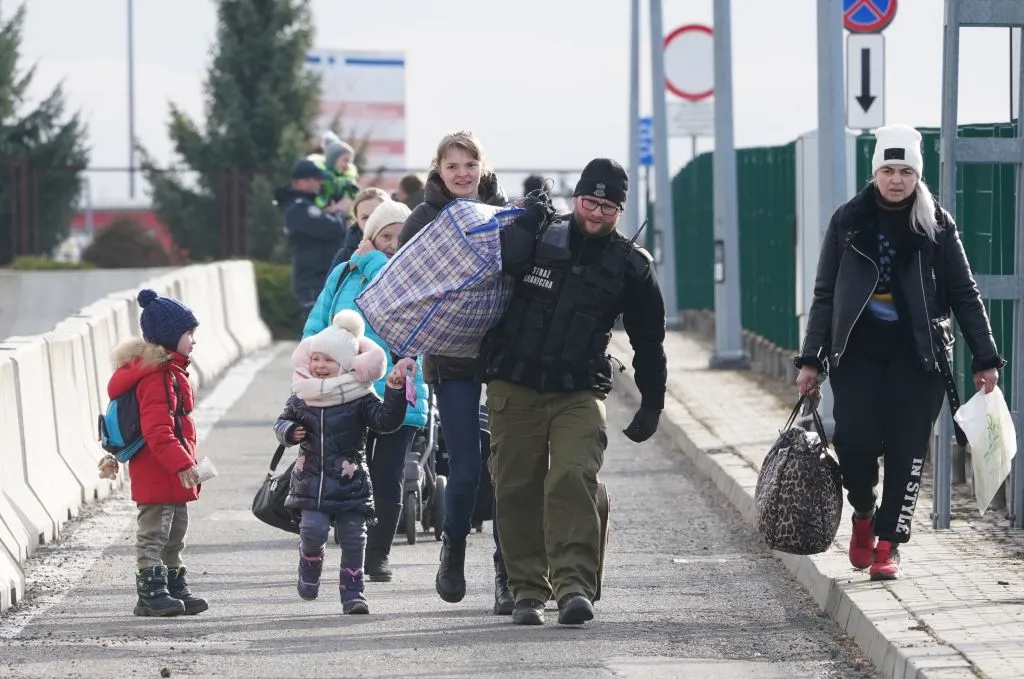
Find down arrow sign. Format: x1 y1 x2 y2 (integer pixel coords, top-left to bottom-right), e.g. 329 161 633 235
856 48 876 112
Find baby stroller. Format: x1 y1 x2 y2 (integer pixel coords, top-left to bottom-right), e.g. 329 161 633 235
399 388 494 544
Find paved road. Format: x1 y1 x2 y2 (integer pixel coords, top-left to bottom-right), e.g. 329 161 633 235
1 345 877 678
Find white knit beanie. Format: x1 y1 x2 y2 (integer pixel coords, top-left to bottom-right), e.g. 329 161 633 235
309 310 364 371
363 200 412 243
871 123 924 176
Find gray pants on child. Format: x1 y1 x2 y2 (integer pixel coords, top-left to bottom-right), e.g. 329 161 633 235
136 503 188 570
300 511 366 601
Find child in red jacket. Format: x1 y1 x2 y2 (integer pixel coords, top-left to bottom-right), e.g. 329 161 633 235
103 288 207 617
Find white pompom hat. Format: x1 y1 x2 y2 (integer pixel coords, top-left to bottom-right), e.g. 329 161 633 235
309 310 364 371
871 123 924 176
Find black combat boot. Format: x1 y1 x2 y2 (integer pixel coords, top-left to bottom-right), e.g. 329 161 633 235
166 566 209 615
133 566 186 617
435 532 466 603
365 503 401 582
512 598 545 625
493 557 514 615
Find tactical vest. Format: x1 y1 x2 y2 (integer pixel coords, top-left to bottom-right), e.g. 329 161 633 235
483 217 632 392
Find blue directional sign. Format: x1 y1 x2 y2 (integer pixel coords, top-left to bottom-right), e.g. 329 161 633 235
843 0 897 34
638 116 654 167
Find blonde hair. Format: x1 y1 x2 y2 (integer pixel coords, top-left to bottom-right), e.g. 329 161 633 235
350 187 390 221
871 174 941 242
432 130 489 174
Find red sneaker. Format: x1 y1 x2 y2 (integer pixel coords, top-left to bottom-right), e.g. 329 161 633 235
849 515 876 570
870 540 902 581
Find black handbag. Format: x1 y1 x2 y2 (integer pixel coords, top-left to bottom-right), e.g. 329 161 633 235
252 444 300 534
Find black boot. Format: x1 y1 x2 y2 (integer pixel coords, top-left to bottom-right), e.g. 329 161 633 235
365 503 401 582
133 566 185 617
166 566 209 615
435 532 466 603
493 557 514 615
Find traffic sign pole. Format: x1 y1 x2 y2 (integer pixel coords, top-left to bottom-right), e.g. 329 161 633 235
628 0 642 238
649 0 680 330
709 0 748 369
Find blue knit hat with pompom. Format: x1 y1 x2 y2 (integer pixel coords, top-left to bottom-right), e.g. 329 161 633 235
137 288 199 353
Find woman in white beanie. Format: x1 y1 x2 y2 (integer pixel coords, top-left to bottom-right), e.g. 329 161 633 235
302 198 429 584
794 123 1003 580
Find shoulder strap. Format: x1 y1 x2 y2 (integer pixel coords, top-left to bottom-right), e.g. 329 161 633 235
162 371 188 450
270 445 287 472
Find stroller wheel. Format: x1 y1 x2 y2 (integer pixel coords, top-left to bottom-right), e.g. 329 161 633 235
433 475 447 541
405 491 418 545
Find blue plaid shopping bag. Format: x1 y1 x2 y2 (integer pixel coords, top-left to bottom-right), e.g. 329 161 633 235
355 199 525 358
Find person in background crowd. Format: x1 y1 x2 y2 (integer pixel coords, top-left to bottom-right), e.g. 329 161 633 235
329 187 390 273
275 159 346 312
317 132 361 211
394 173 425 210
399 130 515 616
479 158 667 626
522 174 544 198
795 123 1003 581
304 199 430 583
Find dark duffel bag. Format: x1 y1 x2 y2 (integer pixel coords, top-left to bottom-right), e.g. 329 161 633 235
252 444 300 534
755 396 843 555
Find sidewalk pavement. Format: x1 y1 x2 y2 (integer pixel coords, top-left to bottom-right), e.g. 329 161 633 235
609 329 1024 679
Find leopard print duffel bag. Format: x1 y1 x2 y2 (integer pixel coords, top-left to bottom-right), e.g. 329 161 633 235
755 397 843 555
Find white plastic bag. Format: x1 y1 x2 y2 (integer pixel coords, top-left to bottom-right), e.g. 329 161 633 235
953 386 1017 515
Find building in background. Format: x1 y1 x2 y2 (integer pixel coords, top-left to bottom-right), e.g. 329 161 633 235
305 49 407 192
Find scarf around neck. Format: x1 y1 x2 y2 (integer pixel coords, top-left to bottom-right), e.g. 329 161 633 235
291 369 373 407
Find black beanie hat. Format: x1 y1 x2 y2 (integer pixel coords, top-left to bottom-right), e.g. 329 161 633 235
573 158 628 206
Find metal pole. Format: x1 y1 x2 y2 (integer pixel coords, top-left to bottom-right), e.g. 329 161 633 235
127 0 136 199
628 0 642 238
709 0 747 368
1013 19 1024 528
935 0 961 530
649 0 680 329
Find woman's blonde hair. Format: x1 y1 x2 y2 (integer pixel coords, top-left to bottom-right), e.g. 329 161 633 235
432 130 489 174
870 174 942 242
350 187 390 221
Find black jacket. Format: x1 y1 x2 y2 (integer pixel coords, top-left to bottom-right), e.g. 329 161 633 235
274 386 407 518
796 184 1003 375
486 211 668 410
276 185 346 307
398 170 509 383
328 223 364 272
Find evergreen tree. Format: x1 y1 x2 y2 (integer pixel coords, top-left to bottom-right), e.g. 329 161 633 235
0 3 90 265
142 0 321 262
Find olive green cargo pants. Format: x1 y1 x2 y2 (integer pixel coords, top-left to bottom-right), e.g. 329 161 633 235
486 379 607 603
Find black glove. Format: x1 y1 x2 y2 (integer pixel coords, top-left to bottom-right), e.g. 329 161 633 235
516 194 555 234
623 407 661 443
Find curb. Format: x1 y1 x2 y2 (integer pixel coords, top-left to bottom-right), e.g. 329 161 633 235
610 339 977 679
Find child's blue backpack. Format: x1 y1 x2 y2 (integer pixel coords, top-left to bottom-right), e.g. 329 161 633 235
98 373 182 463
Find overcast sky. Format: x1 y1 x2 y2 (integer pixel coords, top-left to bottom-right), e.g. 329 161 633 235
14 0 1020 204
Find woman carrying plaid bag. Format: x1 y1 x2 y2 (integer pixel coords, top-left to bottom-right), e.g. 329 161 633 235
398 130 514 615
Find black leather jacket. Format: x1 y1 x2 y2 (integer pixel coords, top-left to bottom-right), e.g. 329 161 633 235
796 184 1003 375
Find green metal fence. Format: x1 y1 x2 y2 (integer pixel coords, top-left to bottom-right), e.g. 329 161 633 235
671 122 1017 402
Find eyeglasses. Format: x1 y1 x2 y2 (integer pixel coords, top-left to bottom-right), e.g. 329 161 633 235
581 197 621 217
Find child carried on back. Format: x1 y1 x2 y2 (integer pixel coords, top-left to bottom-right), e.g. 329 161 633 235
274 310 414 614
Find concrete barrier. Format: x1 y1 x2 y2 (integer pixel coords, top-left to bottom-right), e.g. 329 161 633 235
0 356 56 551
0 260 271 613
0 338 84 521
219 260 272 354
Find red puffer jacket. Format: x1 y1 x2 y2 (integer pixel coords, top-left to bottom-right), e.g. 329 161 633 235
107 339 199 504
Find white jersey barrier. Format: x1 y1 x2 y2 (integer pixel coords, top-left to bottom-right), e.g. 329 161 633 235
0 260 271 613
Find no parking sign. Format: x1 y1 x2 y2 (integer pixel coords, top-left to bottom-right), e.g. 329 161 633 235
843 0 897 33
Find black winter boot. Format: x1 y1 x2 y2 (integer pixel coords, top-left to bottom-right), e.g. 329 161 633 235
340 567 369 614
365 503 401 582
435 532 466 603
493 557 514 615
133 566 186 617
166 566 209 615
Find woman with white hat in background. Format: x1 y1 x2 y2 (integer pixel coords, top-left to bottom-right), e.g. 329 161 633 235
794 123 1003 580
